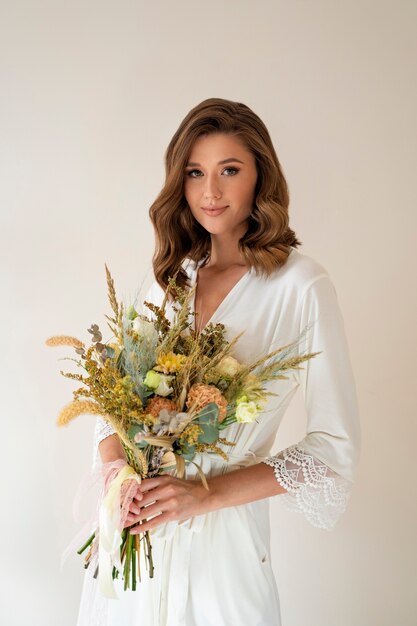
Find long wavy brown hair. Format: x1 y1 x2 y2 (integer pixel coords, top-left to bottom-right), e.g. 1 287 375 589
149 97 302 294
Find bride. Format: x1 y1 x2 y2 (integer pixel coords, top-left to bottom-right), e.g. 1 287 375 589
76 97 361 626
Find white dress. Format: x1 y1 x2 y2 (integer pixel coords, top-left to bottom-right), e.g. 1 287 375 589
76 246 361 626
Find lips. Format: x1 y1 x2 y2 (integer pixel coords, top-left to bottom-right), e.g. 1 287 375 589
201 205 228 215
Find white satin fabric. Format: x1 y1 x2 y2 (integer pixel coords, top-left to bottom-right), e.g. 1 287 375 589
76 246 361 626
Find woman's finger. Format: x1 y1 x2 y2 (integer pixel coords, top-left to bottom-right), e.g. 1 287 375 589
130 511 171 534
138 475 175 493
129 502 141 515
133 500 170 523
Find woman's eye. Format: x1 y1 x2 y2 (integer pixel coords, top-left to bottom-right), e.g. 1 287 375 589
186 167 239 178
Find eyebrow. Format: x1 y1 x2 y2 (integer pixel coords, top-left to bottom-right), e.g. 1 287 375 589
185 157 245 167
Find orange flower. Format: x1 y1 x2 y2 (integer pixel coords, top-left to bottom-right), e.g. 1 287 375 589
185 383 228 423
146 396 177 418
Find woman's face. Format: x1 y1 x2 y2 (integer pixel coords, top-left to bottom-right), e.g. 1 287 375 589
183 133 258 239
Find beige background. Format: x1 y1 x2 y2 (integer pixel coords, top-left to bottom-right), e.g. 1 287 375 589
1 1 416 625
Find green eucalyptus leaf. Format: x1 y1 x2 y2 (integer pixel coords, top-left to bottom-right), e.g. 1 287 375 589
128 423 142 439
128 423 148 447
198 423 219 444
180 452 196 462
180 443 196 458
105 345 116 359
196 402 219 426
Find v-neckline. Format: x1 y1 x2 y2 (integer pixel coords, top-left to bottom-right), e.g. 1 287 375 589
190 260 252 333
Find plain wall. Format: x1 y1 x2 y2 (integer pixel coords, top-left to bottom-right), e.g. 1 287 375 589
1 1 416 624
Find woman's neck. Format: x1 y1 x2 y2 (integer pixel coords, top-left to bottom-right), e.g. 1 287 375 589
205 231 248 270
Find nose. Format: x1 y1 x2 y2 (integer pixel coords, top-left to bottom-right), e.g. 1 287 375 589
203 173 222 200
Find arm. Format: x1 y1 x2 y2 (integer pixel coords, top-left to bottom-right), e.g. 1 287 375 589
98 432 126 463
202 462 288 510
92 421 286 532
128 462 287 533
259 274 362 529
92 415 119 468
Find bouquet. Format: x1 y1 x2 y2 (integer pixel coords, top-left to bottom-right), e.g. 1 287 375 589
46 264 320 596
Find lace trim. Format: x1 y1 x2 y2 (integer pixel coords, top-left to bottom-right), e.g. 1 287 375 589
92 417 116 468
262 444 353 530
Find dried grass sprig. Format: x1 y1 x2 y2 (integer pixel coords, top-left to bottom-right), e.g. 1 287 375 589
105 263 119 321
198 330 246 379
56 400 107 426
45 335 85 349
104 263 125 341
56 399 148 475
158 283 196 354
59 371 86 382
140 301 171 336
223 332 321 403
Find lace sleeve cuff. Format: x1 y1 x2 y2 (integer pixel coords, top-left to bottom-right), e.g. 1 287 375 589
261 444 353 530
92 416 117 468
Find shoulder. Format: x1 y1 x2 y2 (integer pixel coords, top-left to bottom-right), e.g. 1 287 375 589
262 246 332 298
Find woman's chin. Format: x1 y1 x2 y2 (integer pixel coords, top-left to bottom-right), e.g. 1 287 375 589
200 224 231 237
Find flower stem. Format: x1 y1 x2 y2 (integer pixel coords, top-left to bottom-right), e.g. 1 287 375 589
144 529 154 578
135 533 141 583
218 416 236 430
77 531 96 555
123 531 133 590
131 541 137 591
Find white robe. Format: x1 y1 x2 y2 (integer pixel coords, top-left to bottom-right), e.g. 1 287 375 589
76 246 361 626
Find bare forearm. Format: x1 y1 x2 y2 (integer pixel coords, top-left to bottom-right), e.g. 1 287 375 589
98 433 126 463
201 462 288 513
97 440 287 521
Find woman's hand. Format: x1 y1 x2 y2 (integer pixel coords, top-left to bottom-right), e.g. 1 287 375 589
126 474 212 534
120 478 144 529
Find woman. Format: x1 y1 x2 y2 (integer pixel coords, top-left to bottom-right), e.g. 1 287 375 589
77 98 361 625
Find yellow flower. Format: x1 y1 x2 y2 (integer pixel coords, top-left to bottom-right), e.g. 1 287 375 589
154 351 187 374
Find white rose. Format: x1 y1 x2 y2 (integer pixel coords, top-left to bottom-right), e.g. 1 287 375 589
217 355 242 377
132 316 141 332
132 318 158 342
235 401 259 423
155 374 174 397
